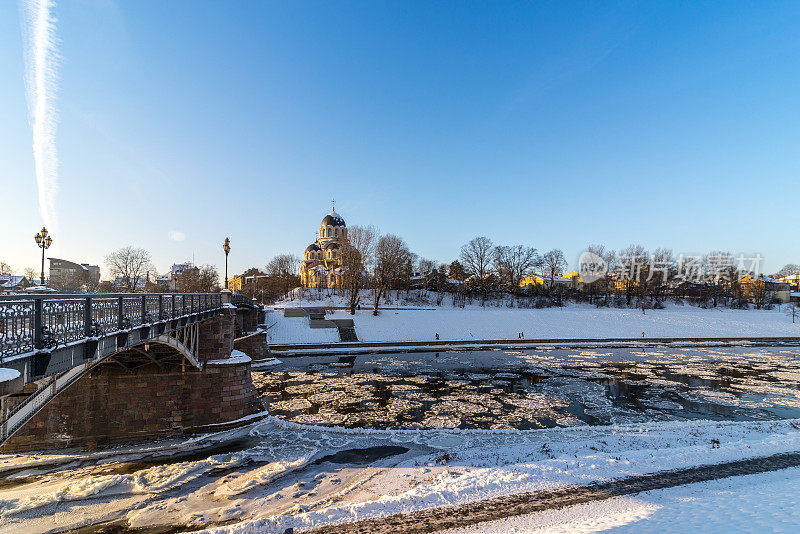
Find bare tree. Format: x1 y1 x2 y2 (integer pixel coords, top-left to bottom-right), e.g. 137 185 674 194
648 248 675 302
418 258 438 295
23 267 38 281
418 258 437 277
493 245 539 294
372 234 411 315
460 236 494 302
105 246 155 292
541 249 568 286
585 244 616 303
198 265 220 292
616 244 649 306
266 253 301 299
176 267 201 293
340 225 377 314
0 262 12 276
703 251 740 307
775 264 800 277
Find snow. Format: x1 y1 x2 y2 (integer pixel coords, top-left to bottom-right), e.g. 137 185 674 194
5 416 800 532
443 467 800 533
0 368 20 382
24 285 56 292
190 417 800 533
251 357 283 369
267 302 800 345
264 310 339 344
206 350 251 365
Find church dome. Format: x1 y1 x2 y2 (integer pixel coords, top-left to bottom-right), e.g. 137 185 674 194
305 243 321 252
323 241 340 250
321 212 346 227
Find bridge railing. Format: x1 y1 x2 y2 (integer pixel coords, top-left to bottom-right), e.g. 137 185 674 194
0 293 223 362
230 294 259 308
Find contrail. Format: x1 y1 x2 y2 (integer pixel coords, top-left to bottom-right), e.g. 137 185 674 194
21 0 60 231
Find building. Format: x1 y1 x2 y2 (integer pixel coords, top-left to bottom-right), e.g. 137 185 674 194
227 274 244 293
113 277 147 291
776 274 800 291
0 275 33 293
301 206 348 288
521 272 583 289
48 258 101 289
740 274 791 304
156 263 199 291
227 271 271 294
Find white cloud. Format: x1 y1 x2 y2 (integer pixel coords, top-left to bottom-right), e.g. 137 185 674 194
168 230 185 242
22 0 61 232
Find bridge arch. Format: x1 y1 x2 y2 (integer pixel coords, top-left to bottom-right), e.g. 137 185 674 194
0 300 264 452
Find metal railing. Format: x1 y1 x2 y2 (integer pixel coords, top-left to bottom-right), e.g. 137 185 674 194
230 294 259 308
0 293 223 362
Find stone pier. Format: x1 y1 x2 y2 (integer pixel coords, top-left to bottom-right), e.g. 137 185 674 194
1 308 264 452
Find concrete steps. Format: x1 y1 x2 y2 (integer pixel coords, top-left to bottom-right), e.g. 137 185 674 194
331 319 359 342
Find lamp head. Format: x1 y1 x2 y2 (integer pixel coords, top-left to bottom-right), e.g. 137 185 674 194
223 237 230 254
45 236 52 248
40 227 48 238
35 232 42 245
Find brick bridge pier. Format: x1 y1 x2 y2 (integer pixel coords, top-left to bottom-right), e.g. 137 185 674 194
0 292 265 452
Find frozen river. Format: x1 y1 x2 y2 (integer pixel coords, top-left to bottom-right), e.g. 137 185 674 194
261 345 800 430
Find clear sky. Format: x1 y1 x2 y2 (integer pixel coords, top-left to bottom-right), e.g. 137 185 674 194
1 1 798 278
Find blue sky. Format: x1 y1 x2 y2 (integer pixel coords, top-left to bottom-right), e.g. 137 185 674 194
1 1 798 277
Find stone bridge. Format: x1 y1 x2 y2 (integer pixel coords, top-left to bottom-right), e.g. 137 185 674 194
0 291 264 452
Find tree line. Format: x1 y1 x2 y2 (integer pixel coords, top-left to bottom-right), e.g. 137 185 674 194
3 240 798 310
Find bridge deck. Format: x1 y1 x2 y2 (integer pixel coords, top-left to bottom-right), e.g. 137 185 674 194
0 293 224 384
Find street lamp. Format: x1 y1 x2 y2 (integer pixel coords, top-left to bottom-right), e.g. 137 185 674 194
223 237 231 290
34 227 52 286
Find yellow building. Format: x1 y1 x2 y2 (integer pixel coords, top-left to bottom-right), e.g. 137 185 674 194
227 274 244 293
740 274 791 303
521 272 582 289
301 207 348 288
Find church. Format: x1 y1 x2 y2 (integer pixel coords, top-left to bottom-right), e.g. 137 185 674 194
300 204 348 288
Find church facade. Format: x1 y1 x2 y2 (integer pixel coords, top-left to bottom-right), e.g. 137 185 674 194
300 207 348 288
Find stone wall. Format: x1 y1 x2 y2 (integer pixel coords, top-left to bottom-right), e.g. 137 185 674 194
233 331 269 360
198 309 236 365
2 360 263 452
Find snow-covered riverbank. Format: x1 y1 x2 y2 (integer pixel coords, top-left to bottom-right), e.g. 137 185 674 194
265 302 800 345
445 466 800 533
4 417 800 533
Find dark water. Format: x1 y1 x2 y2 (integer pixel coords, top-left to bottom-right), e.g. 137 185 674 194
255 346 800 429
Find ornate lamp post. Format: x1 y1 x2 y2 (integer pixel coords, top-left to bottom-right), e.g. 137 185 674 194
34 227 53 286
223 237 231 290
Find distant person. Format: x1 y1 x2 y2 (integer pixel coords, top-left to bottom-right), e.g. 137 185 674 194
435 333 439 340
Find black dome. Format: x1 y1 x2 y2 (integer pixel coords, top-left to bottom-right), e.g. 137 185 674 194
305 243 321 252
321 212 346 227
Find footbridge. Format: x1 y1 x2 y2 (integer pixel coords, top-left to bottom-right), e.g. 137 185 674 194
0 292 264 451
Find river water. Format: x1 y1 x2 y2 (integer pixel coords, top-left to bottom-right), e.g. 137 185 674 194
257 345 800 429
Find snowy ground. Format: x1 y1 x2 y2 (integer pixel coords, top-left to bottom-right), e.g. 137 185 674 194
3 417 800 533
444 467 800 533
5 334 800 532
265 302 800 345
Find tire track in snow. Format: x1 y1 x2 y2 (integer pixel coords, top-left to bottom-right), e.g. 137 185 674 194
310 450 800 533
